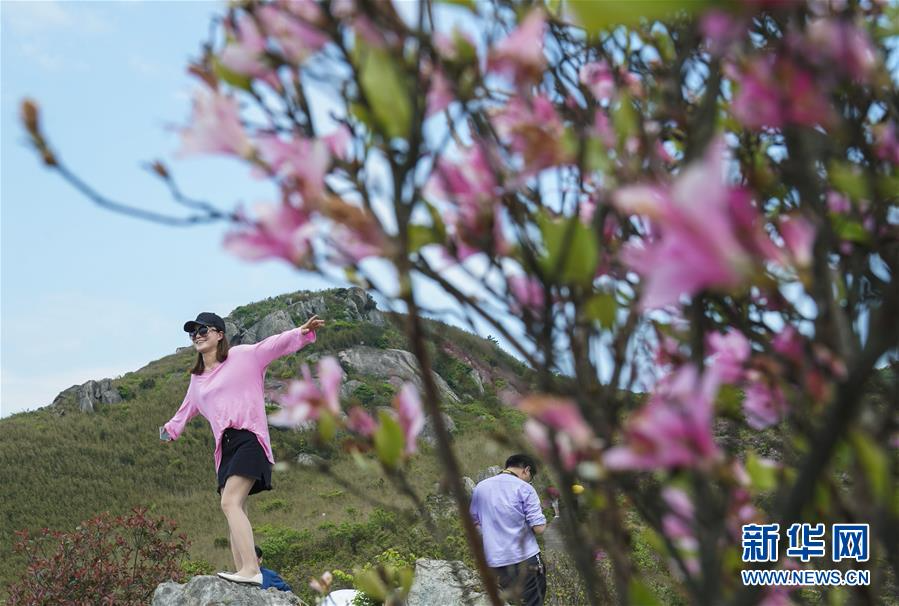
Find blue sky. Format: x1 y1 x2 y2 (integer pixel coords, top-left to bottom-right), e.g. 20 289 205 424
1 1 343 416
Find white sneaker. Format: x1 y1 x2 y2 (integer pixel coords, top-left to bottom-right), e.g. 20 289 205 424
217 571 263 585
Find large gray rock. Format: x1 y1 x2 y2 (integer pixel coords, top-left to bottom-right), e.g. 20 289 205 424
152 575 303 605
53 378 123 413
420 412 457 447
406 559 491 606
476 466 502 483
337 347 459 404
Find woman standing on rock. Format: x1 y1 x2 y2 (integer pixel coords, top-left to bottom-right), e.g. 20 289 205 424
161 311 325 585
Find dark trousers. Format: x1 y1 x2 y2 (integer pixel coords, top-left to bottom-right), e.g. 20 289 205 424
492 553 546 606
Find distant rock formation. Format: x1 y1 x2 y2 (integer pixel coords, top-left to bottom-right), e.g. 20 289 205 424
337 346 460 404
152 575 303 605
52 378 122 413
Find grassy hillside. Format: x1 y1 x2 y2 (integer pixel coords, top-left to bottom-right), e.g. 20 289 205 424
0 289 535 602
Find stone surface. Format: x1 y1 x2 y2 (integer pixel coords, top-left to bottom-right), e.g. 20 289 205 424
337 346 460 404
406 559 491 606
420 412 457 447
295 453 326 468
152 575 303 605
463 476 476 496
476 466 502 483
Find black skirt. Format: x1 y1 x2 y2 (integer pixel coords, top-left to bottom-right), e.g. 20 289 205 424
217 428 272 495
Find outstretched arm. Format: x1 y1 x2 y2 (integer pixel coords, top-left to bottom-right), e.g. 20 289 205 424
252 315 326 368
162 392 198 440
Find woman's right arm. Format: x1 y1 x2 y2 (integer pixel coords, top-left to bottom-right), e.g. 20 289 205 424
162 392 198 441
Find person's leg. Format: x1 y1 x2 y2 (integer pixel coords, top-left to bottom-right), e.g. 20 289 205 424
228 528 241 573
226 500 250 571
520 554 547 606
220 475 259 577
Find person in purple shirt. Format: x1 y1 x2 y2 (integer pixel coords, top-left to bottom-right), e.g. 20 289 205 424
161 311 324 586
470 454 548 606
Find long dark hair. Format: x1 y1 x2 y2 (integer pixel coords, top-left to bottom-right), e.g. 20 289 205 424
190 330 230 375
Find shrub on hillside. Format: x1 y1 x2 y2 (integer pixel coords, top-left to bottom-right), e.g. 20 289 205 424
7 507 189 606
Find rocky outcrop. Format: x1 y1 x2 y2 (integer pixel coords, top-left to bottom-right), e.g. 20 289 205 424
406 559 492 606
420 412 457 447
230 288 384 345
476 466 502 483
337 347 460 404
152 575 303 605
52 378 122 413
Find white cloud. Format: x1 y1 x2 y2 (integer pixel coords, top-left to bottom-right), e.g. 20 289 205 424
18 41 88 72
1 1 112 35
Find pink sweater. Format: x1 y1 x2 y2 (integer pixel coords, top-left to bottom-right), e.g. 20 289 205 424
164 328 316 471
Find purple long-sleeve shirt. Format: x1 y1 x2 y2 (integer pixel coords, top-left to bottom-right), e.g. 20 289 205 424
470 472 547 567
164 328 316 472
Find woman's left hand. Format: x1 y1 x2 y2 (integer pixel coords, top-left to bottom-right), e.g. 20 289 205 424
299 314 326 335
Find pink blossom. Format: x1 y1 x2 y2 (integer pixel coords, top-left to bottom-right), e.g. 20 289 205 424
778 215 816 268
604 364 720 471
521 395 596 470
394 383 425 455
508 275 545 312
826 191 851 214
323 125 352 161
743 378 787 430
772 325 804 363
492 94 568 174
256 134 331 202
346 406 377 437
612 139 775 309
579 61 615 102
219 13 279 89
179 89 253 157
706 328 751 384
487 9 546 85
873 122 899 165
524 419 578 470
268 357 343 427
224 201 315 266
427 144 501 257
592 111 616 148
731 55 832 130
700 10 744 55
805 19 877 81
519 396 595 448
257 5 328 65
426 69 454 117
661 487 695 543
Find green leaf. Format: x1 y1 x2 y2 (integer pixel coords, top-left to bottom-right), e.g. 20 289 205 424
745 452 777 493
318 410 337 442
354 567 388 600
437 0 475 9
629 579 661 606
831 216 871 244
539 212 599 285
567 0 709 32
612 94 638 142
212 56 253 91
715 384 744 417
585 293 617 329
408 224 440 253
373 410 404 469
850 431 888 501
352 42 411 140
829 161 869 201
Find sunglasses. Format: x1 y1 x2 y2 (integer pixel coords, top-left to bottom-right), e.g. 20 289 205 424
189 325 219 340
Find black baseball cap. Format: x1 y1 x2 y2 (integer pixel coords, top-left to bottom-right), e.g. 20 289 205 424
183 312 226 333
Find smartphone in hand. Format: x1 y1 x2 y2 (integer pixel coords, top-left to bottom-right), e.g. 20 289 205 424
159 426 171 441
